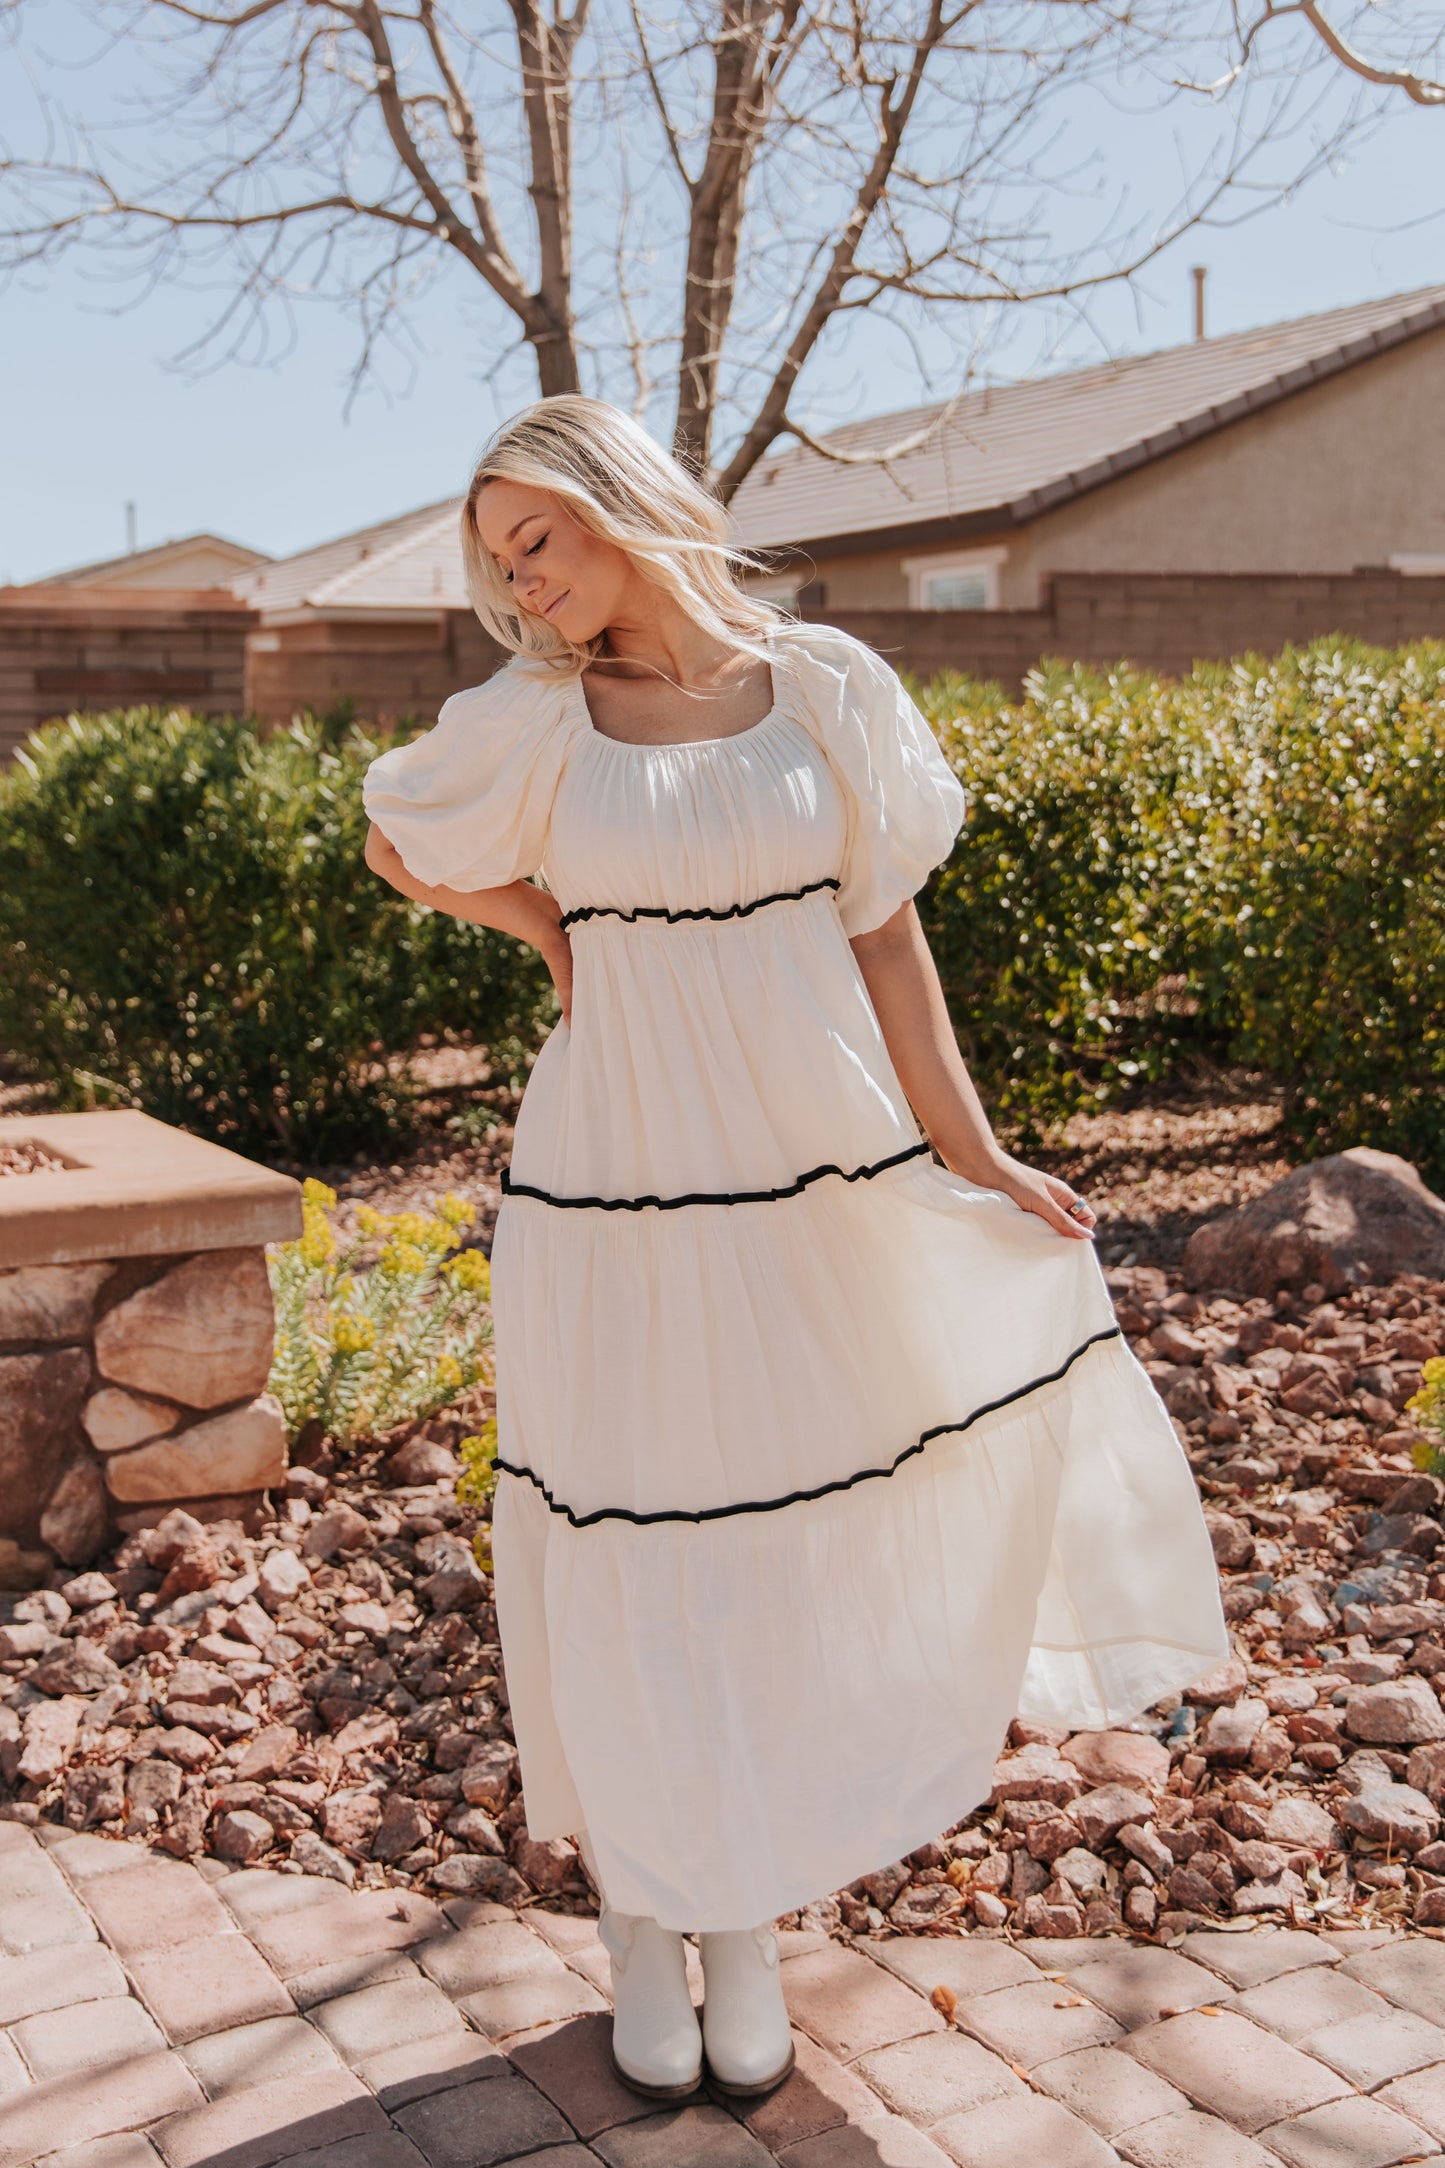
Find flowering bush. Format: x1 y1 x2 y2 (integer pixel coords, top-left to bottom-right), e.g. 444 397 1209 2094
268 1179 494 1446
457 1422 501 1571
1408 1357 1445 1480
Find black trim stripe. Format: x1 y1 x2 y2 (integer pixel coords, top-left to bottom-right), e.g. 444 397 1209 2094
558 876 840 932
494 1326 1122 1528
500 1138 931 1212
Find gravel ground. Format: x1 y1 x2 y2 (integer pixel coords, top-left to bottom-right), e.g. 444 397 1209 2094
4 1066 1443 1946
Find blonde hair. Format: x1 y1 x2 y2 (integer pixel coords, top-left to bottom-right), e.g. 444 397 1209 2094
460 395 783 674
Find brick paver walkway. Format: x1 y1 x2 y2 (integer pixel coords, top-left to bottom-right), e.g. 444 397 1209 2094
4 1820 1445 2168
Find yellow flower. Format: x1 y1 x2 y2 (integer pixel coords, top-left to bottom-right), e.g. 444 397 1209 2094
379 1239 427 1275
298 1227 335 1267
356 1203 387 1237
303 1177 338 1209
1421 1356 1445 1386
332 1314 377 1354
437 1193 474 1227
442 1249 491 1294
390 1212 433 1246
435 1354 463 1389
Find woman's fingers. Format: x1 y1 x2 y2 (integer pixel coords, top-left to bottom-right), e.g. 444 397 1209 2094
1018 1172 1096 1240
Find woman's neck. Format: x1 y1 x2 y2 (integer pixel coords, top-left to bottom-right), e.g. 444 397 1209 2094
595 589 754 692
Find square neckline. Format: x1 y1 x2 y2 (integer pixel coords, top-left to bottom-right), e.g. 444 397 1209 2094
568 649 789 753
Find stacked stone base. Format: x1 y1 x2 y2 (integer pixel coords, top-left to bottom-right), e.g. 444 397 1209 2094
0 1247 287 1583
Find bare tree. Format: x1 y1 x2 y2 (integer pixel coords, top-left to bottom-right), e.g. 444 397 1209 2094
1224 2 1445 107
0 0 1418 499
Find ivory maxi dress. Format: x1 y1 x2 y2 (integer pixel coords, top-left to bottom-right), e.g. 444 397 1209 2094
362 622 1229 1933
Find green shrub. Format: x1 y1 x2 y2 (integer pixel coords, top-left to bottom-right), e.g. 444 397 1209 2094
0 705 556 1159
918 640 1445 1182
267 1179 494 1447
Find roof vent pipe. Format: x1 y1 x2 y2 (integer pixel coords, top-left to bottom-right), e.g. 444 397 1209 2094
1192 266 1207 342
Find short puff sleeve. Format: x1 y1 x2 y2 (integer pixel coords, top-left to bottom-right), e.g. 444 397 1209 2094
779 627 966 938
361 663 577 892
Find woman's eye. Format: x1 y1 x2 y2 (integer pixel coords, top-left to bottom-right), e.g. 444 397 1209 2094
525 534 547 557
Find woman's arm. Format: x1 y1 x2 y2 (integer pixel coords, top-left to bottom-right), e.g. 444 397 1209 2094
364 824 574 1025
850 900 1094 1242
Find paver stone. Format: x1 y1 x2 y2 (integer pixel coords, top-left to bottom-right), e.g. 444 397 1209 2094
306 1976 464 2061
150 2066 386 2168
1299 2003 1445 2088
777 2111 957 2165
1258 2093 1442 2168
1180 1930 1342 1993
11 1994 165 2080
782 1945 944 2062
1344 1941 1445 2026
178 2014 343 2097
1046 1945 1225 2030
125 1934 294 2044
1029 2043 1189 2137
733 2026 885 2153
507 2010 674 2137
930 2089 1120 2167
393 2072 577 2168
0 2050 203 2168
853 2028 1023 2126
1378 2061 1445 2142
1116 2109 1278 2166
1228 1964 1384 2043
1121 2008 1352 2133
953 1978 1123 2068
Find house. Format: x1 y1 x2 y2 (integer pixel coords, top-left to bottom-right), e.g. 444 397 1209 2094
28 532 271 592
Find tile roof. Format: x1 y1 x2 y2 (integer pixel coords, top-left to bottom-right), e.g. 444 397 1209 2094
728 285 1445 555
31 533 271 586
234 498 466 616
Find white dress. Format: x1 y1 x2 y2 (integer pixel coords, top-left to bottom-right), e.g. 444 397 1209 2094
362 622 1229 1932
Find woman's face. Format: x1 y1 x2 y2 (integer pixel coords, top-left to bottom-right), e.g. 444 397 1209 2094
474 480 634 644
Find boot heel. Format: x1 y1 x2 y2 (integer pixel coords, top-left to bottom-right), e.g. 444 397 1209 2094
598 1905 704 2099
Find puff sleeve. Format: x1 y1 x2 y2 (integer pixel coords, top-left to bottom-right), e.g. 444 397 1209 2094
361 662 578 892
780 627 967 938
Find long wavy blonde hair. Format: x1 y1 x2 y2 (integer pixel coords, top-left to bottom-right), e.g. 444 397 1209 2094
460 395 783 674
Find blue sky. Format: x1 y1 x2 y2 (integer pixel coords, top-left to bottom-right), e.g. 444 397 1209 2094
2 24 1439 586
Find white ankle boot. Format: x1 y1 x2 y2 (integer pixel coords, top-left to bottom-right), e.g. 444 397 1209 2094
596 1905 704 2100
697 1924 796 2095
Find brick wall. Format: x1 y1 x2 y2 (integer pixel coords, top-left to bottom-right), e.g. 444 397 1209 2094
0 589 253 762
806 570 1445 691
246 613 506 726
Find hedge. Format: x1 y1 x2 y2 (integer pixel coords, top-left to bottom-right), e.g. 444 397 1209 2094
917 639 1445 1182
0 706 555 1160
2 639 1440 1181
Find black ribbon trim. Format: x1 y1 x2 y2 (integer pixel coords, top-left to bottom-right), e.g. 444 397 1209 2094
493 1325 1123 1528
557 875 840 933
500 1138 931 1212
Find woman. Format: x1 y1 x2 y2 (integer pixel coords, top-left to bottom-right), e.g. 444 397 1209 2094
362 395 1229 2104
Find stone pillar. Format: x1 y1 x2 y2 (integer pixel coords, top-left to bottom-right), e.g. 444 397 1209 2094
0 1111 302 1585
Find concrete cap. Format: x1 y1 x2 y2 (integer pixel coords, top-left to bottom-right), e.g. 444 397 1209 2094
0 1110 303 1266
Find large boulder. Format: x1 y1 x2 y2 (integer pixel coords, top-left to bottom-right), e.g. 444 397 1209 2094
94 1249 275 1408
1183 1146 1445 1296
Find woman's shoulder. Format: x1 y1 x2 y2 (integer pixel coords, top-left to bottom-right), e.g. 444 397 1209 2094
435 655 580 736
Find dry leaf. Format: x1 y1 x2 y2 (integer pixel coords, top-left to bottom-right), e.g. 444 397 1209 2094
1053 1995 1088 2009
945 1860 972 1890
1009 2063 1031 2084
931 1984 959 2021
1158 2006 1180 2018
1198 2006 1224 2017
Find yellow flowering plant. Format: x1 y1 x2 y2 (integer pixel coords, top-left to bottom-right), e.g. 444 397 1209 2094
1407 1357 1445 1480
267 1180 494 1446
456 1421 501 1573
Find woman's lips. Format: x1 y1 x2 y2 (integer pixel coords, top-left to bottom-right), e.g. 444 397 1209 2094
540 590 569 619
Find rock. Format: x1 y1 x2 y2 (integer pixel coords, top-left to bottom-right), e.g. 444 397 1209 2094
142 1509 212 1568
302 1504 371 1562
337 1601 390 1638
19 1697 83 1783
29 1641 121 1698
1016 1891 1085 1937
322 1790 384 1850
1150 1321 1206 1365
331 1711 400 1760
1062 1730 1170 1792
1338 1780 1439 1850
1052 1847 1107 1900
257 1549 311 1608
0 1539 53 1591
386 1436 460 1486
1276 1580 1336 1647
289 1832 357 1886
0 1263 113 1344
154 1725 214 1770
430 1855 529 1902
1264 1679 1319 1715
0 1621 55 1659
82 1388 181 1456
59 1571 117 1610
1189 1656 1250 1708
989 1743 1083 1807
443 1806 506 1855
1123 1885 1158 1933
63 1764 125 1830
213 1809 275 1862
1233 1870 1309 1915
371 1794 434 1862
1204 1512 1254 1570
232 1725 301 1782
0 1349 91 1544
416 1534 486 1614
126 1760 183 1814
1071 1784 1157 1849
512 1834 578 1894
1184 1147 1445 1296
1025 1814 1081 1865
105 1395 287 1503
1199 1699 1269 1762
971 1889 1009 1928
1344 1678 1445 1745
94 1249 276 1408
459 1740 519 1811
859 1861 911 1909
164 1661 237 1708
1265 1796 1338 1849
1407 1743 1445 1803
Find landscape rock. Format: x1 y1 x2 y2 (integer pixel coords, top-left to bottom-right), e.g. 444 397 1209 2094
1199 1698 1269 1762
30 1640 121 1697
460 1740 519 1811
371 1794 433 1862
1344 1677 1445 1746
1204 1512 1254 1569
415 1531 486 1612
1071 1784 1157 1849
290 1831 357 1886
1337 1780 1439 1850
1189 1655 1250 1707
1407 1742 1445 1803
0 1349 91 1543
257 1548 311 1607
38 1456 111 1567
104 1393 287 1502
1184 1146 1445 1295
1265 1796 1338 1849
302 1503 371 1562
0 1263 112 1344
212 1809 275 1862
94 1248 276 1407
82 1387 181 1455
1062 1730 1170 1791
386 1436 460 1485
430 1855 530 1901
989 1743 1083 1806
19 1697 83 1783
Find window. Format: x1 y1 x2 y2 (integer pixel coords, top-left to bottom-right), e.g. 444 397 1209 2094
902 548 1006 611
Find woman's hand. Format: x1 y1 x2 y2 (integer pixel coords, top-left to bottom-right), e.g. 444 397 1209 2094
968 1151 1097 1241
